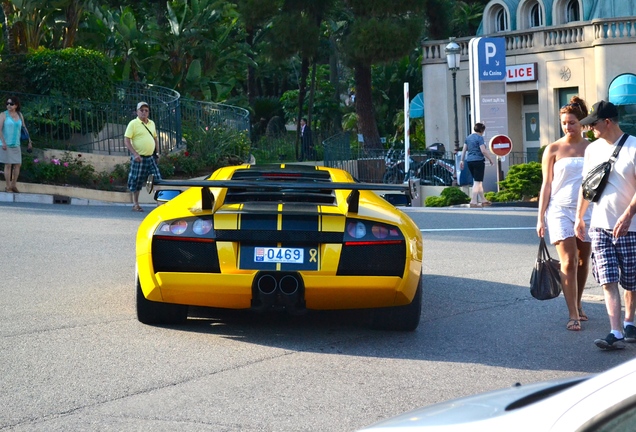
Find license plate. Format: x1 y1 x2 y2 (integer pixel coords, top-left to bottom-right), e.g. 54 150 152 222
255 247 304 264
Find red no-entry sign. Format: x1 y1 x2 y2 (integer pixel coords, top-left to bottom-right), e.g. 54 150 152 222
489 134 513 157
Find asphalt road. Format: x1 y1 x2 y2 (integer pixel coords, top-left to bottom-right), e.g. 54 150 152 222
0 202 633 432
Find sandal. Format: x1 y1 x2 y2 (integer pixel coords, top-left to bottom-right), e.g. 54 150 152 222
578 308 588 321
132 205 144 212
482 201 492 206
469 203 482 208
567 319 581 331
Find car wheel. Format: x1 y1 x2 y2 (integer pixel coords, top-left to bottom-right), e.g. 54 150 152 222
136 277 188 325
370 276 422 331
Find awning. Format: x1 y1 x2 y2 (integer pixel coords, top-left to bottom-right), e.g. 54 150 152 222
409 92 424 118
609 74 636 106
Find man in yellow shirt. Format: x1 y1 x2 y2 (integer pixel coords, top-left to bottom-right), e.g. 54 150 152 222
124 101 161 211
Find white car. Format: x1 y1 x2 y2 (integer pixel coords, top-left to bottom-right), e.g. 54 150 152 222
358 358 636 431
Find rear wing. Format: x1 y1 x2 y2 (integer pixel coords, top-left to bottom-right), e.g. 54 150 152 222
145 175 418 213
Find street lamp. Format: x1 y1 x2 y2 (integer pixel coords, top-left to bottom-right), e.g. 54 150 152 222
445 39 461 154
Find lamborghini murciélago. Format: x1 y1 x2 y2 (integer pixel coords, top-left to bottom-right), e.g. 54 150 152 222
135 164 423 331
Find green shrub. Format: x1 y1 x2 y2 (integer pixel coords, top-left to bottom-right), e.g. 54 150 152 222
251 135 297 163
26 47 114 101
21 152 96 186
485 162 542 202
425 186 470 207
160 125 251 177
23 48 114 141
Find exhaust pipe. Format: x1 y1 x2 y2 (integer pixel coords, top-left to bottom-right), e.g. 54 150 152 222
279 275 305 315
251 273 306 314
254 274 277 311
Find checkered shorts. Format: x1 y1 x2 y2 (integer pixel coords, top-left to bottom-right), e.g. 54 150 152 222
127 156 162 192
590 228 636 291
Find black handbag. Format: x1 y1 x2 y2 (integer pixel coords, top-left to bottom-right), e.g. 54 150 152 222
529 238 562 300
581 134 628 202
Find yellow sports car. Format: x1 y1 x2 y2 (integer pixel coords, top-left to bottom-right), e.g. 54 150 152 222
136 164 423 331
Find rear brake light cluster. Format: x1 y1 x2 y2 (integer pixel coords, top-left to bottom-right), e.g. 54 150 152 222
344 219 403 244
155 217 215 240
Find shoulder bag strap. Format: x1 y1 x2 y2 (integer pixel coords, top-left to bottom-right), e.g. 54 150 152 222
609 134 629 163
140 121 154 138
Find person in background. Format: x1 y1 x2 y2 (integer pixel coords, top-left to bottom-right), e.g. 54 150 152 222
124 101 161 212
459 122 494 207
575 100 636 350
300 118 314 161
537 96 591 332
0 96 32 193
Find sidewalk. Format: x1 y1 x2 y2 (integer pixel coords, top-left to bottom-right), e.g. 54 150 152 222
0 180 156 207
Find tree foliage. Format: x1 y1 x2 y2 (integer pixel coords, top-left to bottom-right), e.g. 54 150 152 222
0 0 466 152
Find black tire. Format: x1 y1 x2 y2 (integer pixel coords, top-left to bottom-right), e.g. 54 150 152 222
370 276 422 331
136 277 188 325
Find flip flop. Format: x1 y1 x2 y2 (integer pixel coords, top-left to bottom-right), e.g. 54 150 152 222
567 319 581 331
132 205 144 212
578 308 588 321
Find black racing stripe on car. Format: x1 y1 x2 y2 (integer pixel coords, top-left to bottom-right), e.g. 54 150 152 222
215 229 342 243
281 211 319 232
241 202 280 213
240 211 278 230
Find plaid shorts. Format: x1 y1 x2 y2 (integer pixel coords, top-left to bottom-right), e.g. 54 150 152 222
128 156 162 192
590 228 636 291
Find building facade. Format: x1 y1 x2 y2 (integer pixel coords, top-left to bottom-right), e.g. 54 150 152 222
421 0 636 188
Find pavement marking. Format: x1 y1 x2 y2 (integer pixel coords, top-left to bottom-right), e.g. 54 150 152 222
421 227 535 232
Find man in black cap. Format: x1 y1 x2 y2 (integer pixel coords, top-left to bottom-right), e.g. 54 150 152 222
575 100 636 350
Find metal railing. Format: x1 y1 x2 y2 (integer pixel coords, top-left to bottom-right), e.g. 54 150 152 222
0 82 250 156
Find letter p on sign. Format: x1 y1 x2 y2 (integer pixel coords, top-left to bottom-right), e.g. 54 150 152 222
485 42 497 64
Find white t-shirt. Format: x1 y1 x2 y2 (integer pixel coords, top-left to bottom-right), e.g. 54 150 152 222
583 134 636 231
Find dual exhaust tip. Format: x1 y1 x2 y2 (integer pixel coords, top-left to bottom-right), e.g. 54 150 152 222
253 273 304 314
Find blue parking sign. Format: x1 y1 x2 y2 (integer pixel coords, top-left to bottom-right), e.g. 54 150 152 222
478 38 506 81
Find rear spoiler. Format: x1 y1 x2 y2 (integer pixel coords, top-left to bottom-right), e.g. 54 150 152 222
145 175 418 213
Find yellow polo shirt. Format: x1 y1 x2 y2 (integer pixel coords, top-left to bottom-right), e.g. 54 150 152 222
124 118 157 156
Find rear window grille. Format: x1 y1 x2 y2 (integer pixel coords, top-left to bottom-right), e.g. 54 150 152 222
225 169 336 205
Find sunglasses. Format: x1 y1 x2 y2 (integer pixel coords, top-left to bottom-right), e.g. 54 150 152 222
6 102 15 106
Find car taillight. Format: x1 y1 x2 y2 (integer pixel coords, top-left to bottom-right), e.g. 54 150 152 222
343 219 404 244
193 219 213 235
155 217 215 240
347 221 367 239
170 220 187 235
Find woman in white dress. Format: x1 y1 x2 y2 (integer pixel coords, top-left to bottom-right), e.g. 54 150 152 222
537 96 592 331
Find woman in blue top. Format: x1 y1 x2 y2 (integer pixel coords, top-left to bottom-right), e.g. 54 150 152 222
459 123 494 207
0 96 32 193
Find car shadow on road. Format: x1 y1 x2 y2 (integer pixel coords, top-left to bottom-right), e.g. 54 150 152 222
146 273 633 375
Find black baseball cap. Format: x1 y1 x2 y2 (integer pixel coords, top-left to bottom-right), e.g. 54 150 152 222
580 100 619 125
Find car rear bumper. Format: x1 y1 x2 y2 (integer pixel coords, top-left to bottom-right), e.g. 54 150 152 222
139 267 421 311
